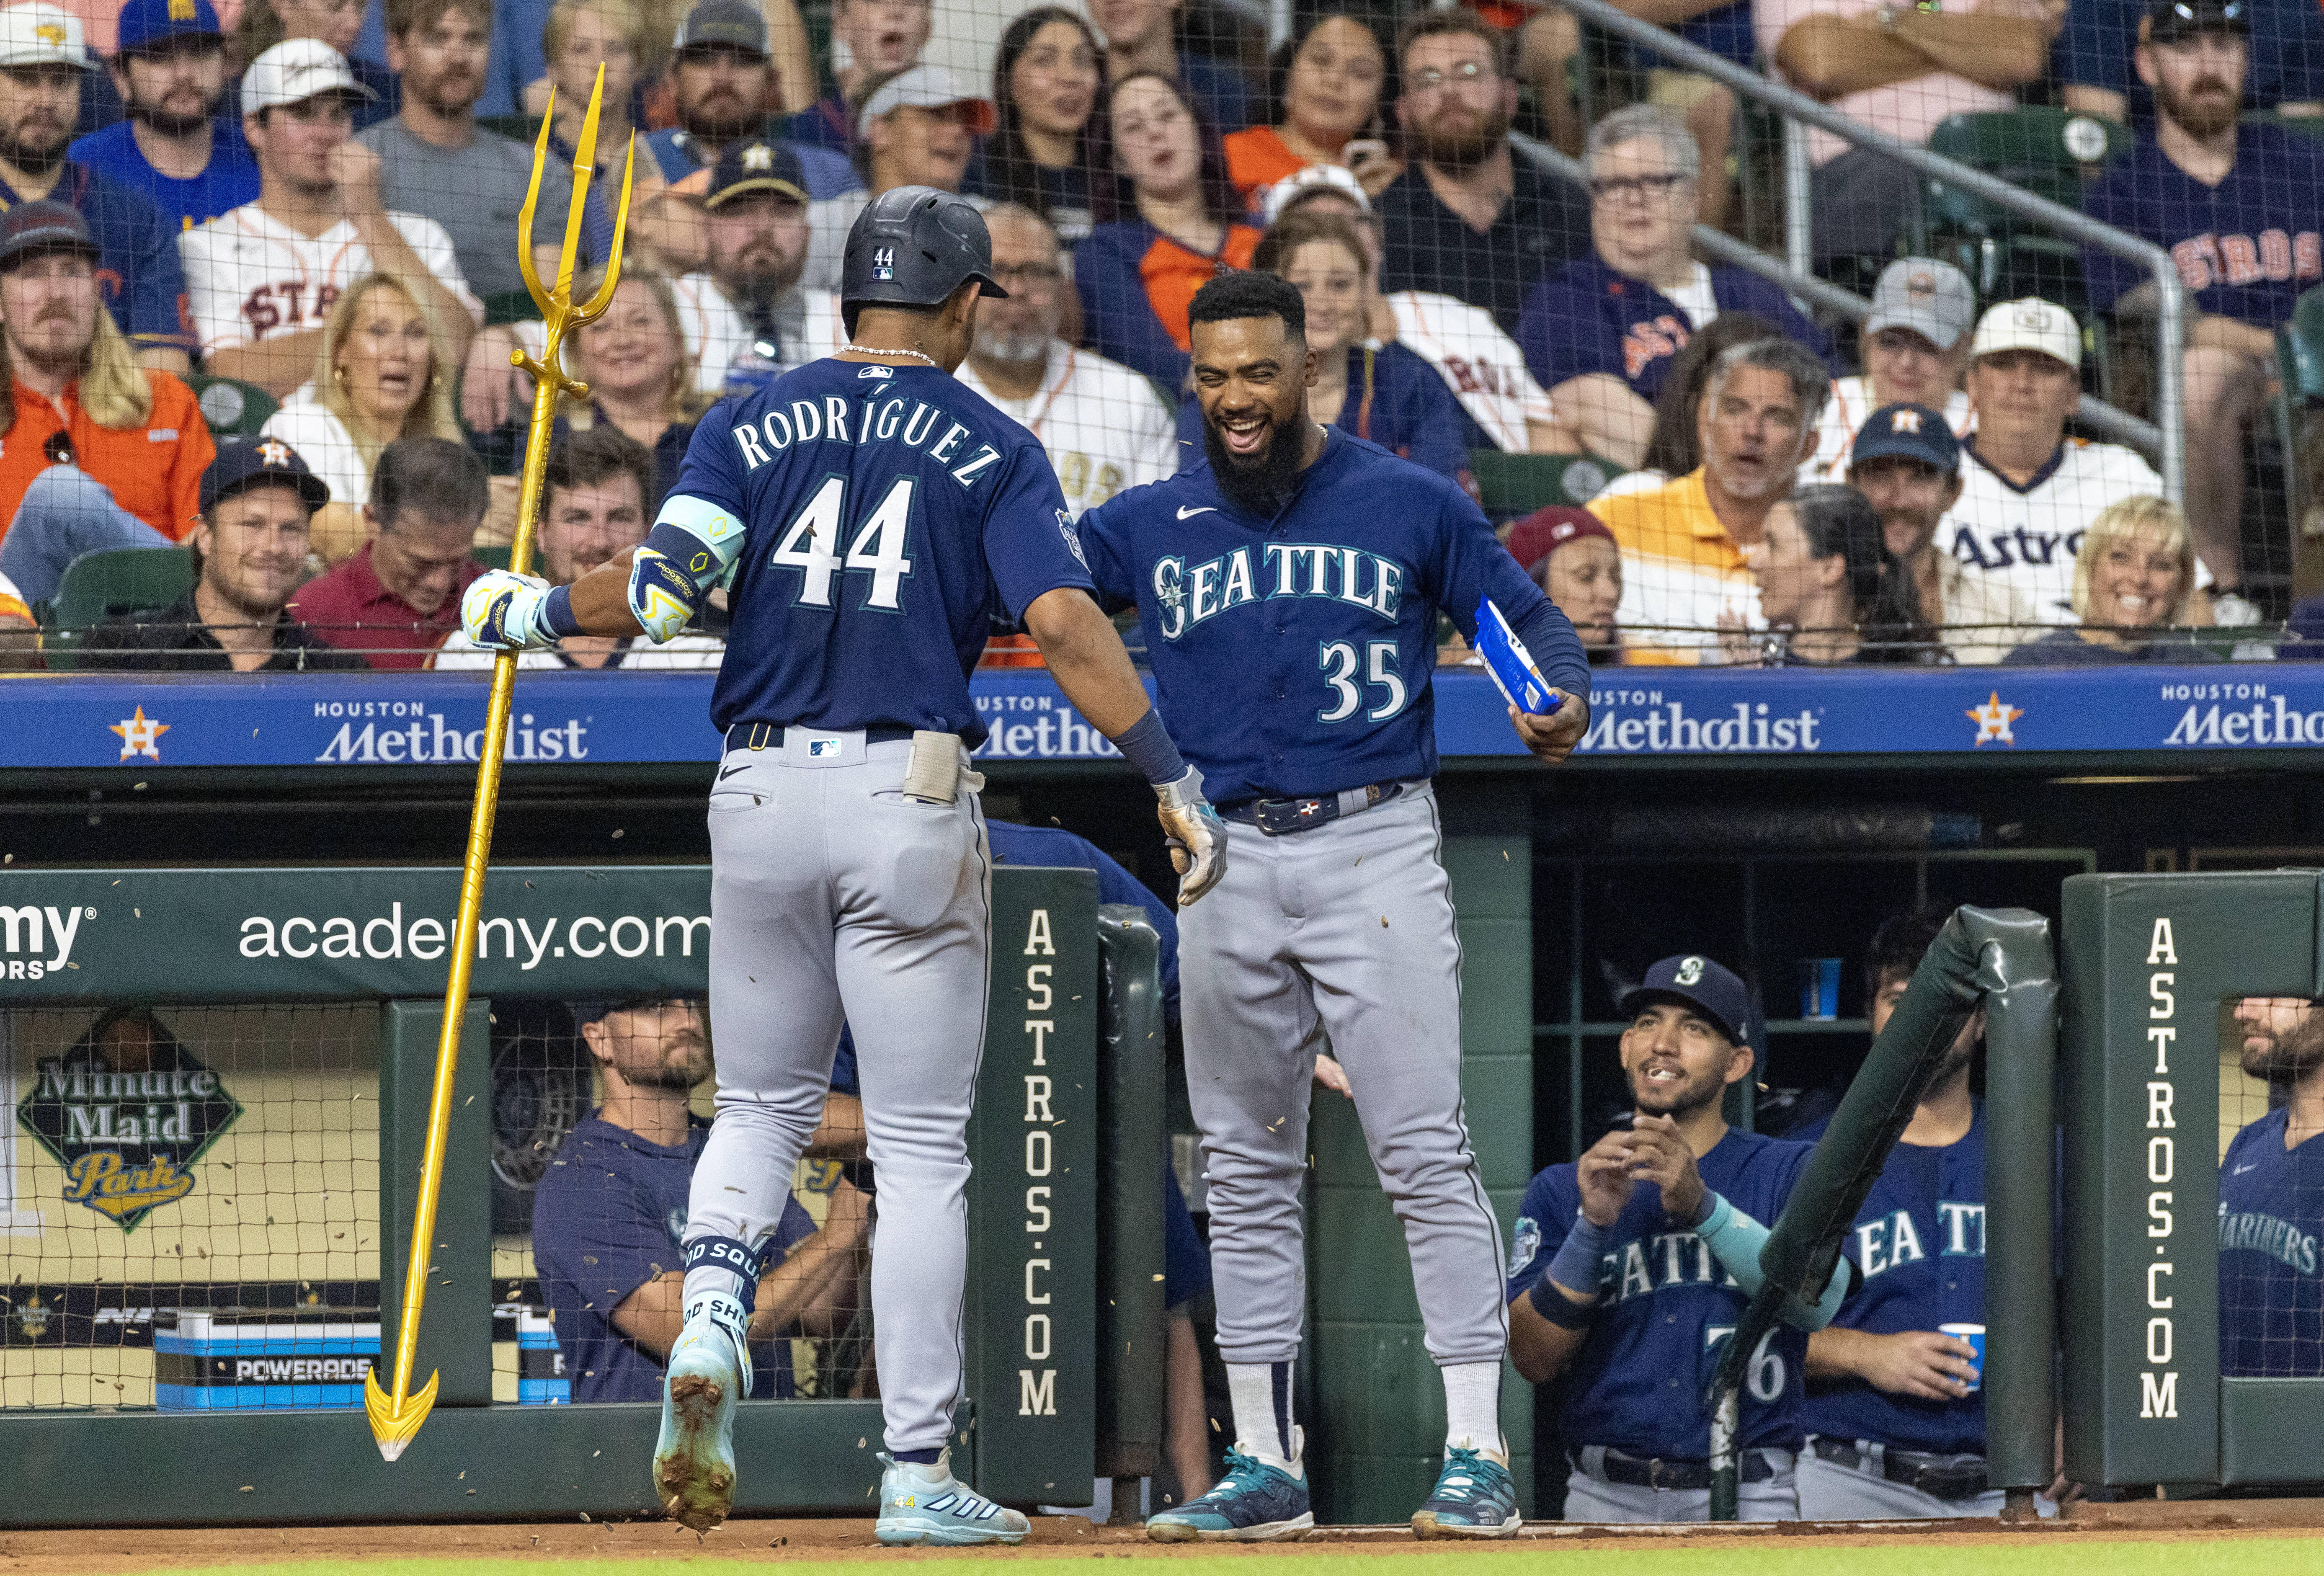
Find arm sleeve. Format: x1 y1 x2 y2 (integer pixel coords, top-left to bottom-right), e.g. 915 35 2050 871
982 445 1099 621
1434 487 1593 700
1695 1192 1855 1331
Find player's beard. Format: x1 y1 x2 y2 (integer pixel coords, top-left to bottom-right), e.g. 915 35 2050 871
2156 72 2241 139
1410 102 1508 174
1203 403 1311 519
2241 1005 2324 1081
1628 1059 1727 1119
621 1043 712 1091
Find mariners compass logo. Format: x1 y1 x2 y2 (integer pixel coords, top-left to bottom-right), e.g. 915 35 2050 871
16 1007 242 1230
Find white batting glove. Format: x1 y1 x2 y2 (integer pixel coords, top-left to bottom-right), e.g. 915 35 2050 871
461 568 555 651
1155 766 1228 908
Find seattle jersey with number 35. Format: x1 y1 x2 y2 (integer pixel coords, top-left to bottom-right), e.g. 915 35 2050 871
658 359 1096 742
1076 430 1572 805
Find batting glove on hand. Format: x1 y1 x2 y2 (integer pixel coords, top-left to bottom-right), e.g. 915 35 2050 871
1155 766 1228 907
462 568 554 651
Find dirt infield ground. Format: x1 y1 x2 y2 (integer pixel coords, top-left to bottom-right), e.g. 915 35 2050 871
8 1501 2324 1576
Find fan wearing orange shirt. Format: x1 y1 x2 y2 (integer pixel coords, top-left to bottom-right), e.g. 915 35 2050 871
0 200 213 607
1222 14 1399 211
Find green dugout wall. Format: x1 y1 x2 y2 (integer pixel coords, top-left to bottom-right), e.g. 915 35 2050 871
0 864 1154 1527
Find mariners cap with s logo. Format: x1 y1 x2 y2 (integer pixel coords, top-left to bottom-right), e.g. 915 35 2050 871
0 3 90 69
1620 954 1750 1046
1851 402 1960 474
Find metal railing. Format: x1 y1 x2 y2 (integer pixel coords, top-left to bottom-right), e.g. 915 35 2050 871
1509 132 2166 460
1552 0 2187 503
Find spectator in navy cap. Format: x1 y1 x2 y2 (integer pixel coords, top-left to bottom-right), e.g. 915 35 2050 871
81 436 366 671
1847 403 2032 665
69 0 259 233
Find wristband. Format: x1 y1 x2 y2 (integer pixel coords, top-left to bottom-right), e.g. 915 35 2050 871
1530 1272 1599 1328
1542 1210 1613 1304
541 583 583 640
1111 707 1189 786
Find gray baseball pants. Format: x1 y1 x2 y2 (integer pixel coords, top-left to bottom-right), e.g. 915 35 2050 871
1177 782 1507 1369
1562 1451 1800 1523
681 729 990 1455
1794 1448 2010 1519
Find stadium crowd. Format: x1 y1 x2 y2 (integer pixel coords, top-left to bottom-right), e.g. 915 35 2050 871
0 0 2303 668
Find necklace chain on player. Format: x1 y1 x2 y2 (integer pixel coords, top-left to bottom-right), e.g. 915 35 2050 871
843 343 939 366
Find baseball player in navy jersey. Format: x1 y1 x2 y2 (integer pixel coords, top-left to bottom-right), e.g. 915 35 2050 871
457 186 1227 1545
1505 955 1849 1523
2220 994 2324 1377
1073 269 1594 1542
1794 914 1998 1519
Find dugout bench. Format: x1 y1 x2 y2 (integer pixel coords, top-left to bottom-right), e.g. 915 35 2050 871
0 864 1166 1527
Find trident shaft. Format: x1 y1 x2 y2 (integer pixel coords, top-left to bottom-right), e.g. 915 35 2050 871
364 67 635 1463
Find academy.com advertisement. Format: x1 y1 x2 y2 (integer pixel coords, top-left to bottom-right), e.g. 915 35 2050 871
0 665 2312 769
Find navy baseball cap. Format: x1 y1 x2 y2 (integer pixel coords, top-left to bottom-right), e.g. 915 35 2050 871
571 994 701 1027
0 200 96 271
201 437 329 513
1850 403 1960 474
117 0 222 54
674 0 766 55
2146 0 2247 42
705 137 806 210
1619 954 1750 1046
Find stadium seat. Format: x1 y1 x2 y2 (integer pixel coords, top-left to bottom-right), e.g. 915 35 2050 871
1468 450 1625 518
184 374 278 441
1917 108 2132 315
40 546 196 672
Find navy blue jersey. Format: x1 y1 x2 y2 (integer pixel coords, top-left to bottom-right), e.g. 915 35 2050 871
2218 1107 2324 1377
661 358 1096 743
70 119 260 232
1077 430 1589 805
533 1112 815 1402
1794 1107 1987 1454
1506 1127 1817 1458
2082 125 2324 326
1516 257 1835 404
988 820 1181 1028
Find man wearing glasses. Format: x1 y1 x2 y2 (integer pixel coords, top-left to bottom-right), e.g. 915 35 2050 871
1373 9 1588 338
957 202 1177 519
1516 105 1830 469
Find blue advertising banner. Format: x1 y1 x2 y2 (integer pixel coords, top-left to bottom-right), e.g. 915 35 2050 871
0 663 2306 771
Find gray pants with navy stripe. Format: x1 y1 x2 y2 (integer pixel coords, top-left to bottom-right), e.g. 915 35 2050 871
681 729 990 1455
1563 1450 1800 1523
1178 781 1507 1370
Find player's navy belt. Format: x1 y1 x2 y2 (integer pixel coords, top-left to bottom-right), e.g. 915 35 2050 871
724 723 916 752
1571 1446 1782 1490
1807 1438 1989 1500
1217 782 1404 836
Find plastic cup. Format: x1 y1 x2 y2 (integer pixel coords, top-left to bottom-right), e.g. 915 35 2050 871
1940 1321 1986 1391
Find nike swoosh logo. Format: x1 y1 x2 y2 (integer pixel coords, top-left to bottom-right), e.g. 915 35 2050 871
2234 1163 2260 1174
718 762 750 779
1176 506 1217 519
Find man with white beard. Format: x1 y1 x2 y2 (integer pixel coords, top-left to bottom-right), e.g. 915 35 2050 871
955 203 1176 519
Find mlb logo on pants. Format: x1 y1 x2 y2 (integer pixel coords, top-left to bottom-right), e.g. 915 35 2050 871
809 738 844 758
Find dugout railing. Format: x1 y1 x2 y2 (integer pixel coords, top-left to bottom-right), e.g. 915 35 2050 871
0 864 1163 1528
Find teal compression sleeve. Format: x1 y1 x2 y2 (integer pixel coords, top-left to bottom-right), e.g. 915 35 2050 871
1696 1192 1852 1332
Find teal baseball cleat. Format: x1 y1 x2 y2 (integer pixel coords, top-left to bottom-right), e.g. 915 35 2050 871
1410 1446 1523 1539
651 1303 751 1532
1146 1437 1314 1542
874 1450 1031 1545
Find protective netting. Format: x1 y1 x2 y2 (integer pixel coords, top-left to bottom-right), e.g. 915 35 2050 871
0 0 2304 674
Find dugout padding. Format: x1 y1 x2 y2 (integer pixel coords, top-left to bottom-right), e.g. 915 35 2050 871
2061 871 2324 1488
0 864 1119 1527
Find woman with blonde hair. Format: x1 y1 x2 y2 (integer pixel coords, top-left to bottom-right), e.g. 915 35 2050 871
2002 496 2218 665
261 274 460 561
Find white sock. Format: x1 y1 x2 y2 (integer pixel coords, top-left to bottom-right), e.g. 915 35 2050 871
1442 1361 1505 1461
1226 1360 1300 1471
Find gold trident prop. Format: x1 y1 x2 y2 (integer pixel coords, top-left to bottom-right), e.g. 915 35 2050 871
364 69 635 1463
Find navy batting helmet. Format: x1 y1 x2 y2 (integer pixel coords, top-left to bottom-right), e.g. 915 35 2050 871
839 186 1006 335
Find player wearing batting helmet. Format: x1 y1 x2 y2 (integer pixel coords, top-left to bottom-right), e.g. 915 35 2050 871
1792 913 2004 1518
461 186 1227 1544
1506 955 1850 1522
1073 269 1594 1543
